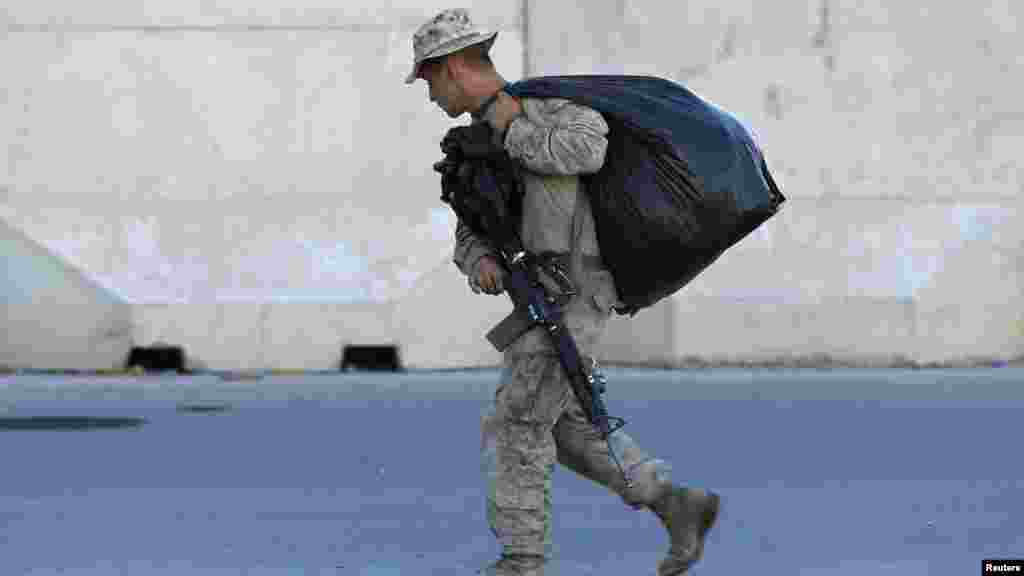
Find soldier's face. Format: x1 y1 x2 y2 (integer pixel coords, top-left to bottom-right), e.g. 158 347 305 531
422 59 465 118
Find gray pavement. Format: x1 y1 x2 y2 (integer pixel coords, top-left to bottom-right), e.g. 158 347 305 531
1 368 1022 575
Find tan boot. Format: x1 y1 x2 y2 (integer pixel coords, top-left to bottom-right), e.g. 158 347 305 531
649 485 720 575
478 554 546 576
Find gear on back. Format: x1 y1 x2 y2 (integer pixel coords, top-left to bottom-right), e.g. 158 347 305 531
435 122 525 251
503 75 787 316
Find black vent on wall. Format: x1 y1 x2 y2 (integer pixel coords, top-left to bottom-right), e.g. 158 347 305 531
341 345 402 372
126 346 186 373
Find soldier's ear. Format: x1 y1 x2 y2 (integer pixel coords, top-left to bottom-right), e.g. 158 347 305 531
445 52 469 82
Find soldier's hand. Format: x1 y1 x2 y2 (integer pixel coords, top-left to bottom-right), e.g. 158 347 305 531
487 91 523 134
475 255 505 295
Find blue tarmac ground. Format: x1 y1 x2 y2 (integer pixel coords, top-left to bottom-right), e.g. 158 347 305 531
1 367 1022 575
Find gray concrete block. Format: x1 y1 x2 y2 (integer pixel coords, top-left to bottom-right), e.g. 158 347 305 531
597 195 1022 366
525 2 1024 202
1 219 132 371
391 259 507 371
0 20 523 298
2 0 1020 370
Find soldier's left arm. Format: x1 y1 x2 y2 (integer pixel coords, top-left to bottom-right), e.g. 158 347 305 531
502 98 609 176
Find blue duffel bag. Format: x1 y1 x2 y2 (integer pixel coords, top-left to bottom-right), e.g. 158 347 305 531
503 75 786 316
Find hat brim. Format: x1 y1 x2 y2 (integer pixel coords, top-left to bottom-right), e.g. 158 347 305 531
404 31 498 84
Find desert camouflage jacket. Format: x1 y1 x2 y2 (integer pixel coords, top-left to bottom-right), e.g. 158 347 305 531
451 95 622 357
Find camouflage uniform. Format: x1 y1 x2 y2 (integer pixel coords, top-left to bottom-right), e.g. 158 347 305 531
453 96 675 572
407 9 719 575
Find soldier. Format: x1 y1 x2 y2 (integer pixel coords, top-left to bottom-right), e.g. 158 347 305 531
405 9 720 575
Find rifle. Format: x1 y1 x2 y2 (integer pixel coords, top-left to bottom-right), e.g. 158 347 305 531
435 126 634 488
490 246 633 488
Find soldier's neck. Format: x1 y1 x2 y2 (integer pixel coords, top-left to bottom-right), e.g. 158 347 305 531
469 75 508 120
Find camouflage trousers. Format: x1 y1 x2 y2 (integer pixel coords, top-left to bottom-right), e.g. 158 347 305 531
480 352 674 567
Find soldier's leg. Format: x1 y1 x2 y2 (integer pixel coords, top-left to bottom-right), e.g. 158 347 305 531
553 392 672 509
480 353 573 574
553 392 720 576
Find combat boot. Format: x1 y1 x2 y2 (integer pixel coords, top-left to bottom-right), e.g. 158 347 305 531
649 485 720 575
478 554 546 576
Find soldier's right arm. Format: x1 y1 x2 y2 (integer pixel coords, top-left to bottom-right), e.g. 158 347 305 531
452 218 497 281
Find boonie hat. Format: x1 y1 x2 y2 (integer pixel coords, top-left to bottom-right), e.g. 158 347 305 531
405 8 498 84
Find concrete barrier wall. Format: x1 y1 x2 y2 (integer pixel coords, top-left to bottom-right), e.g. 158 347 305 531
574 0 1024 366
2 1 1021 370
2 2 522 370
1 220 132 370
